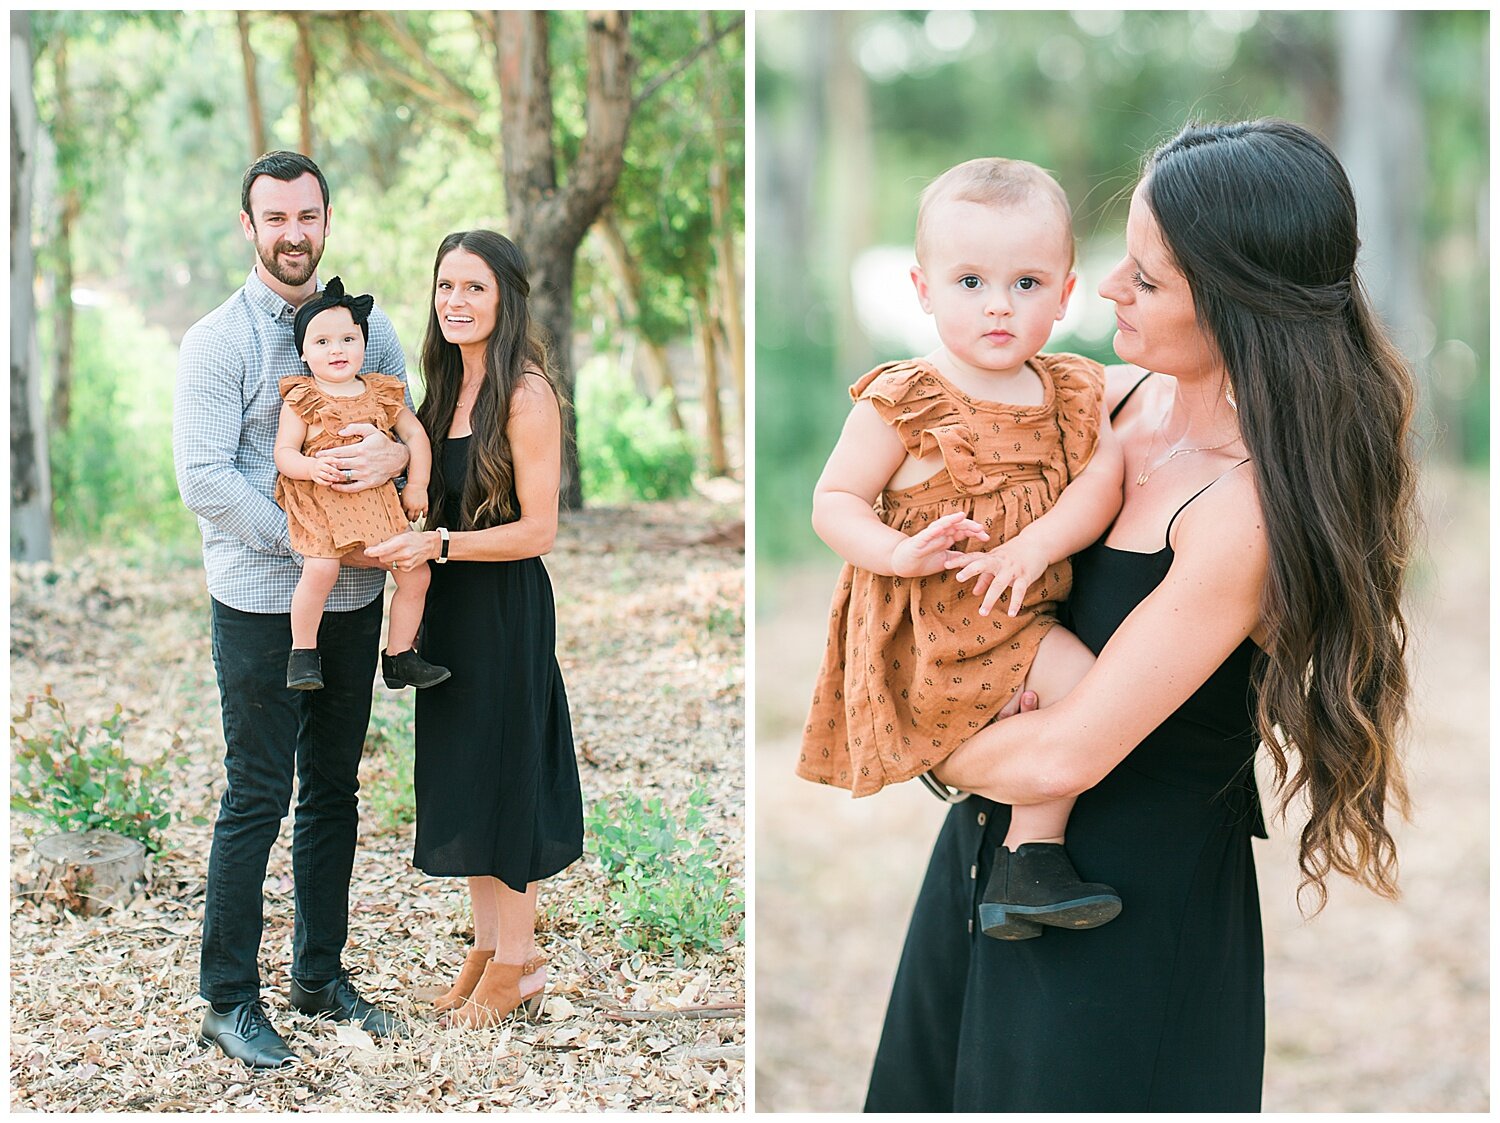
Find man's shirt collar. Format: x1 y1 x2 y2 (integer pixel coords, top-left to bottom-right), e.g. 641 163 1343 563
244 267 323 322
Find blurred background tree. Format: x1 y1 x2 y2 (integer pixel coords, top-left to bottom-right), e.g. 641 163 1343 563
756 9 1487 565
13 9 744 559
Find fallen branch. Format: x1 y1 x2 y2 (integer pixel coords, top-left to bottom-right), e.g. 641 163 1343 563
667 1044 744 1063
601 1002 744 1022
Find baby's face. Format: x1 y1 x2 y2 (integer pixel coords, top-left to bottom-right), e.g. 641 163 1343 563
912 197 1076 378
301 306 365 383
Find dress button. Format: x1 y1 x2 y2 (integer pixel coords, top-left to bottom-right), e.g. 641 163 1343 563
977 812 987 826
970 864 977 880
967 918 974 934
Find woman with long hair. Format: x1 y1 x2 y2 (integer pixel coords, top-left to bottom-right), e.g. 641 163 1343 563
368 229 583 1026
862 119 1415 1111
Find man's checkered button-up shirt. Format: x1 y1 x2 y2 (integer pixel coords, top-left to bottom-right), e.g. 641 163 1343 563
172 268 412 614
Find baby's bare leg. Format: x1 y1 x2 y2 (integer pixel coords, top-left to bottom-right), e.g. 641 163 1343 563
934 625 1095 847
290 558 342 649
1002 626 1095 848
386 562 430 654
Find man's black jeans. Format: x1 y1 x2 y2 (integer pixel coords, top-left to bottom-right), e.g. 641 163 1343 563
199 596 381 1006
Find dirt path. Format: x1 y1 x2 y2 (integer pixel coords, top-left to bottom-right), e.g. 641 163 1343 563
753 467 1487 1112
11 493 745 1112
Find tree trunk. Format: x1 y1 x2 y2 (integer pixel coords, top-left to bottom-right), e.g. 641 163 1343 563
293 12 314 157
594 207 684 429
1337 13 1432 441
50 191 77 432
19 830 149 916
701 14 744 437
695 285 729 477
821 12 875 376
12 13 53 562
50 32 76 432
236 11 267 157
494 10 636 509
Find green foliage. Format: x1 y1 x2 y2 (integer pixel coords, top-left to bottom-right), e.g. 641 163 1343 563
363 701 417 833
578 786 743 958
10 688 191 853
706 602 744 636
577 356 699 503
586 13 746 346
29 11 745 543
756 10 1489 566
46 302 198 547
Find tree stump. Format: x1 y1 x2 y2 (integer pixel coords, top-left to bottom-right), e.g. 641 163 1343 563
20 830 149 916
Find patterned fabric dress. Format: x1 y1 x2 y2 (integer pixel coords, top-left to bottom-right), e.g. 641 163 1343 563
275 374 412 559
797 352 1104 797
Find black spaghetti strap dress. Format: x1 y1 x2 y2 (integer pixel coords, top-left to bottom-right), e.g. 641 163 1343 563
864 381 1266 1112
411 434 583 892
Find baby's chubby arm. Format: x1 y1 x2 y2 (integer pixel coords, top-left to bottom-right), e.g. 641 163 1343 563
391 408 432 520
273 405 344 486
948 410 1125 617
812 400 988 577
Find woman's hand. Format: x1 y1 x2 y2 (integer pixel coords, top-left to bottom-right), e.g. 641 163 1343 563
318 423 411 492
366 529 438 573
888 512 988 578
947 534 1052 617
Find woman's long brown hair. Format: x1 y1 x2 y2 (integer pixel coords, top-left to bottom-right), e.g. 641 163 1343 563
1143 119 1416 912
416 230 566 530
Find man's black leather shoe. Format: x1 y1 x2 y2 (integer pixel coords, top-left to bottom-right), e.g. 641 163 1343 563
289 970 404 1038
199 999 299 1069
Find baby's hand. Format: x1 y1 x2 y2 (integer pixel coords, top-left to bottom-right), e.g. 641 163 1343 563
889 511 989 578
401 485 429 522
311 459 345 487
946 535 1052 617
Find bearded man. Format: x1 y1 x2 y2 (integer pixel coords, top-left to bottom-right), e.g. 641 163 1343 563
172 151 409 1067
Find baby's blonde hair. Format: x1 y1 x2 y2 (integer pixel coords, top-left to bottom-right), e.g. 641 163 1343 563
916 157 1075 268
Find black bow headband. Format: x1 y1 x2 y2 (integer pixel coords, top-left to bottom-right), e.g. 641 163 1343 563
293 276 374 356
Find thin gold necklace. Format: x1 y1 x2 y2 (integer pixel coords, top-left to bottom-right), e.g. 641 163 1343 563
1134 416 1241 486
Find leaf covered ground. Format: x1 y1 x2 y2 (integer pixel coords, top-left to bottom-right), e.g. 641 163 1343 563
10 488 745 1112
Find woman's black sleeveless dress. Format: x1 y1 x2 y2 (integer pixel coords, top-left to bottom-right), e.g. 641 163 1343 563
864 392 1266 1111
411 435 583 892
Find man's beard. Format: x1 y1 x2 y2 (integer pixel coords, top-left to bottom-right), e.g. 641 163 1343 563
257 236 321 287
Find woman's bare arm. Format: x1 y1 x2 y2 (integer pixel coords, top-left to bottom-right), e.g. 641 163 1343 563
933 465 1266 802
365 374 562 567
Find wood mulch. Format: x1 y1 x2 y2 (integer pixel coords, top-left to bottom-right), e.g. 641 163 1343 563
10 489 745 1112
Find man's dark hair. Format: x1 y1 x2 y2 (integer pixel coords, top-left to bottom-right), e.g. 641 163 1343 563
240 151 330 225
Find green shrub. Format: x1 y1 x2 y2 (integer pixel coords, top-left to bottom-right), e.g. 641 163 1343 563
10 688 193 852
46 301 198 547
363 701 416 833
578 786 743 958
576 356 698 503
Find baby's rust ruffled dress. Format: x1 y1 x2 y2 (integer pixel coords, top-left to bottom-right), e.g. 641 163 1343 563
798 352 1104 797
275 374 411 559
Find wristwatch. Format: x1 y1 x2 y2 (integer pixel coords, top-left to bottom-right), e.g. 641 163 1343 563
436 526 450 564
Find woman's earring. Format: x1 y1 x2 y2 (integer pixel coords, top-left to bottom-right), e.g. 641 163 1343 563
1225 383 1237 411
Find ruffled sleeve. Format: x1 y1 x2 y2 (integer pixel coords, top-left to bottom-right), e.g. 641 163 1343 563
279 376 322 425
1040 353 1106 482
848 360 985 492
363 373 409 429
